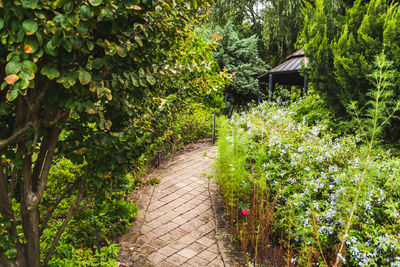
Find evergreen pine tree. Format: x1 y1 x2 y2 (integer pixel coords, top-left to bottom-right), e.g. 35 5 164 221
214 22 267 110
299 0 352 114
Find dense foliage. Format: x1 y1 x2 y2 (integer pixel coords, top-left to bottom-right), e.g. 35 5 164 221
210 0 304 66
0 0 225 266
261 0 303 66
209 0 304 109
300 0 400 138
214 22 266 112
41 158 136 266
214 95 400 266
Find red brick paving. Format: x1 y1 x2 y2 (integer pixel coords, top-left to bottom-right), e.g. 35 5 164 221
118 146 230 266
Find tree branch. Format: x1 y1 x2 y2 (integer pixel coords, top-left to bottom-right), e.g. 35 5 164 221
39 179 80 236
0 122 33 151
43 110 69 127
43 180 86 266
34 109 69 204
32 138 50 192
34 126 61 206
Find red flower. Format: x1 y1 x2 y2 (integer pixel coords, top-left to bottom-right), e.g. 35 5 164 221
241 209 249 216
243 197 248 201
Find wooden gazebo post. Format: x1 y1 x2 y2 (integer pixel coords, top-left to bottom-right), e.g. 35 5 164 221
268 73 273 102
303 73 308 97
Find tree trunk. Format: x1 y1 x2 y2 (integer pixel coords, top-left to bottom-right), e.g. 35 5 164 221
20 207 41 267
20 156 41 267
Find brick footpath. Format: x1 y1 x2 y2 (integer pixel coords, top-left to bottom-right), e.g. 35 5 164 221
118 145 231 266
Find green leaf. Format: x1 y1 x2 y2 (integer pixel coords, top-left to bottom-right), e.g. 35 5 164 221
89 0 103 6
60 16 72 31
16 79 30 90
77 21 90 34
67 13 79 26
24 37 39 54
146 75 156 85
139 78 147 87
22 60 37 72
5 61 21 75
17 29 25 42
80 5 92 20
184 2 191 10
45 41 57 56
34 11 46 20
41 64 60 79
155 5 162 13
53 0 66 8
131 77 139 87
191 0 197 9
67 74 77 86
23 0 38 9
0 18 4 30
63 1 74 14
22 20 39 36
86 41 94 51
62 39 72 52
139 68 145 78
6 87 19 101
161 3 171 11
20 60 36 80
92 58 104 69
19 70 35 81
1 81 8 91
134 36 143 47
79 70 91 85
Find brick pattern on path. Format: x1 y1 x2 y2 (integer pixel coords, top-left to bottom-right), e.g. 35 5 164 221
119 145 228 266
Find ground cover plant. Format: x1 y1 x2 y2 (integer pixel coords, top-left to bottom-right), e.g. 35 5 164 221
214 56 400 266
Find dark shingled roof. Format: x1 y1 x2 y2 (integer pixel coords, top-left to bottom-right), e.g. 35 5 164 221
257 49 309 83
270 49 308 73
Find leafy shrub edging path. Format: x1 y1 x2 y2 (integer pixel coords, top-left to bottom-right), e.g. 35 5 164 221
118 144 239 266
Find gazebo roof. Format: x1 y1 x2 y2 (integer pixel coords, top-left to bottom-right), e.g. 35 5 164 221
258 49 308 84
270 49 308 73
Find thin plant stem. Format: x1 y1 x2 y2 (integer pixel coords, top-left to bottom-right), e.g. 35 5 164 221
334 53 394 266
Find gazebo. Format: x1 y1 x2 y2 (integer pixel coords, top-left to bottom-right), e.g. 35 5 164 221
257 49 309 102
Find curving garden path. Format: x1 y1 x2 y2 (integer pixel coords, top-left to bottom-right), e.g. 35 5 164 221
118 143 238 267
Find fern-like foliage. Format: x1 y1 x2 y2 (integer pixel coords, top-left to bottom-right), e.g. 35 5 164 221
349 52 400 146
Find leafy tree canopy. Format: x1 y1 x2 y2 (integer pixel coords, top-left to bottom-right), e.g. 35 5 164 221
0 0 225 266
261 0 304 66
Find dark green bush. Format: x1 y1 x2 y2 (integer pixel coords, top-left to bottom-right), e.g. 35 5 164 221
40 158 137 264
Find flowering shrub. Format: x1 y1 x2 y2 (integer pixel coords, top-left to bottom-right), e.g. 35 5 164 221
214 97 400 266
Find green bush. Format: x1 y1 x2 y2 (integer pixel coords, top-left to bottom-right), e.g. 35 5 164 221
47 242 119 267
214 97 400 266
64 198 138 248
173 103 215 144
39 158 137 265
